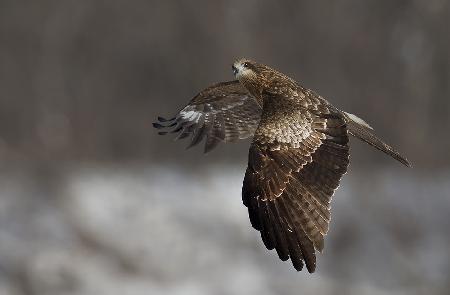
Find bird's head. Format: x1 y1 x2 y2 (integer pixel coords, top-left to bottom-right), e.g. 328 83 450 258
232 58 262 80
232 58 269 97
232 58 296 99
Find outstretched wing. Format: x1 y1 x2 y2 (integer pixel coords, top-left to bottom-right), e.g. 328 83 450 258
153 80 262 153
242 100 349 273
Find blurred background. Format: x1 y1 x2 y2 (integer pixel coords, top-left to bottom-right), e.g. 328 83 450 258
0 1 449 294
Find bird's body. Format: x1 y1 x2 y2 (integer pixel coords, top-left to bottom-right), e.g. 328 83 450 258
154 59 410 273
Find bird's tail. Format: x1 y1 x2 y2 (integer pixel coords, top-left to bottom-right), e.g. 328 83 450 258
343 112 411 167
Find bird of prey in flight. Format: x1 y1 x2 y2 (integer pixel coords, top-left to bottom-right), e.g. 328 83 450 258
153 59 411 273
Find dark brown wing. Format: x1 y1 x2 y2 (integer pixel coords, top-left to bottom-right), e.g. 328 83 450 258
153 80 262 153
242 100 349 273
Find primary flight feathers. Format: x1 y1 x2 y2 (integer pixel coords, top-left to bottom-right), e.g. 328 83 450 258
154 59 411 273
153 80 261 153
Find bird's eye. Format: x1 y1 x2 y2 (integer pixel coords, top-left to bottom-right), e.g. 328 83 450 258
243 62 250 68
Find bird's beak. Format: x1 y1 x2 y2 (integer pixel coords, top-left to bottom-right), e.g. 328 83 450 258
232 65 238 76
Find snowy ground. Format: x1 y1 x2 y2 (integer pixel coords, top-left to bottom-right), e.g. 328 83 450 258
0 165 449 295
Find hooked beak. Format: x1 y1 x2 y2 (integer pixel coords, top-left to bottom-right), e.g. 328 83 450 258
232 65 238 76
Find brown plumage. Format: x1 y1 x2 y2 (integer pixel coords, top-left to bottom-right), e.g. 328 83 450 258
153 80 261 153
154 58 411 273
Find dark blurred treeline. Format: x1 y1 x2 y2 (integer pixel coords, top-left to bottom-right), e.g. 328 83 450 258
0 0 449 169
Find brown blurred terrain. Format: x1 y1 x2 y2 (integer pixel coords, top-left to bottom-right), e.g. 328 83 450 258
0 1 449 295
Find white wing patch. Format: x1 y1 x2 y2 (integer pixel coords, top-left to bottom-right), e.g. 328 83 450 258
180 108 202 123
344 112 373 130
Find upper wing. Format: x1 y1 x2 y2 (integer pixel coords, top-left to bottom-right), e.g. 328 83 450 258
242 99 349 273
153 80 262 153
